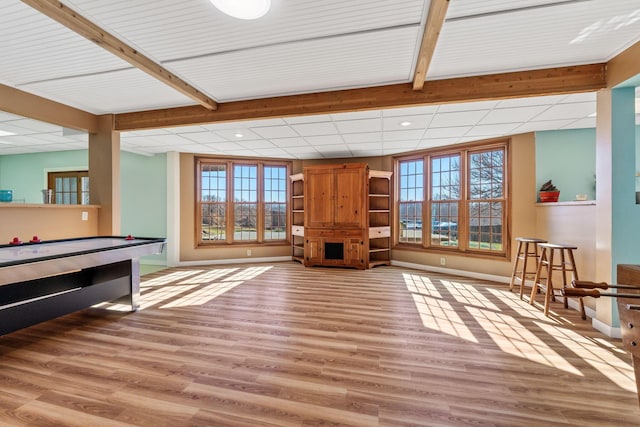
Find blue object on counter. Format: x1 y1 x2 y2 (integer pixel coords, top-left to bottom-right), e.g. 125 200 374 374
0 190 13 202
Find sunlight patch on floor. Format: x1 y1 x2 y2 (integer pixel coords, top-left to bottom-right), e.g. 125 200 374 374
412 294 478 343
403 273 442 298
466 306 582 375
141 285 199 310
441 280 500 311
177 268 238 284
141 270 205 288
536 320 636 392
161 281 244 308
486 287 555 321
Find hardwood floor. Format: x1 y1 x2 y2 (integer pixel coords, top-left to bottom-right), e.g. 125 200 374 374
1 262 639 426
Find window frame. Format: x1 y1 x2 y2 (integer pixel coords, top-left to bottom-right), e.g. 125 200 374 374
394 138 510 258
196 157 291 247
47 170 89 205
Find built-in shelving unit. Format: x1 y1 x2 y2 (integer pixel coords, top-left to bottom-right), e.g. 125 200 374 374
367 170 392 267
290 173 305 263
290 165 392 269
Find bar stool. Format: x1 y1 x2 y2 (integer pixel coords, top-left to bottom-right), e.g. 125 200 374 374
509 237 547 300
530 243 586 319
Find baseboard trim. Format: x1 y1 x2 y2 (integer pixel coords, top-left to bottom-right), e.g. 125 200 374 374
591 316 622 338
390 260 511 284
177 256 292 267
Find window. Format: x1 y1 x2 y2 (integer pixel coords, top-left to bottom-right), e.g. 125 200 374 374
197 158 289 245
47 171 89 205
395 140 508 256
398 159 424 244
263 166 287 240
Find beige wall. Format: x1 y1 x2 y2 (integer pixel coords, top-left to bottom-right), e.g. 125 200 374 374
392 133 537 278
179 154 394 263
0 204 99 242
179 137 538 273
179 153 291 262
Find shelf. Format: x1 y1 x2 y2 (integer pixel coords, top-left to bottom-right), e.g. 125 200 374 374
369 209 389 213
292 209 304 213
369 170 392 180
292 195 304 199
293 244 304 250
369 194 389 197
368 247 389 253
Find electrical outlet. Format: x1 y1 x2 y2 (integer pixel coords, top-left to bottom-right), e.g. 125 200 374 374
440 257 446 266
247 249 252 257
81 211 88 221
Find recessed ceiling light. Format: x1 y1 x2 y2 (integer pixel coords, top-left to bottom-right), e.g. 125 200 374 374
235 133 244 138
400 121 412 127
210 0 271 20
0 130 16 137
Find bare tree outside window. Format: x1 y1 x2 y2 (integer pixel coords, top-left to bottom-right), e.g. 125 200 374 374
396 141 508 256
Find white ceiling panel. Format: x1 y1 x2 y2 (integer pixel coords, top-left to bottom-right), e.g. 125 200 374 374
181 132 227 144
429 0 640 79
424 126 471 139
266 137 308 148
465 123 521 137
20 68 196 114
303 135 345 146
429 110 488 127
0 2 130 85
341 133 383 144
532 102 596 121
63 0 426 59
251 126 300 139
383 130 425 141
383 115 433 131
335 119 383 134
0 1 638 159
479 105 549 124
167 26 419 102
292 122 339 137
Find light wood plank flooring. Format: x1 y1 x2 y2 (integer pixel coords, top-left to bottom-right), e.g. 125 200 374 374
1 262 639 426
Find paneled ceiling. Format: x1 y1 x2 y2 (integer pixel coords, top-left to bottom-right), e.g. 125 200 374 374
0 0 639 158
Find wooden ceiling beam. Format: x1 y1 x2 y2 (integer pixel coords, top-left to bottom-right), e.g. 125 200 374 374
413 0 449 90
0 83 99 132
114 63 606 131
21 0 218 110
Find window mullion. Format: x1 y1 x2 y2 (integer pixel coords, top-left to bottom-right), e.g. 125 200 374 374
257 163 264 244
226 160 234 244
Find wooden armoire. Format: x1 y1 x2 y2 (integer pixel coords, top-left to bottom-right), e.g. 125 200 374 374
290 163 391 269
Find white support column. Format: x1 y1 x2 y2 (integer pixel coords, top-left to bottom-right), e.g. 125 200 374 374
166 151 180 267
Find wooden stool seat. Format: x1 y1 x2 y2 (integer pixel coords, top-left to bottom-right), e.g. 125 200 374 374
530 243 586 319
509 237 547 300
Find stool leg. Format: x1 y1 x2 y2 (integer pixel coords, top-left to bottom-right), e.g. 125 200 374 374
531 248 546 306
567 249 586 320
509 240 523 292
544 249 555 317
560 249 569 309
518 242 530 300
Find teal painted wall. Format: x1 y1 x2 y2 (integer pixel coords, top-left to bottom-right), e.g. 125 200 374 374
0 150 87 203
0 149 167 265
611 88 640 273
120 151 167 265
535 128 596 202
